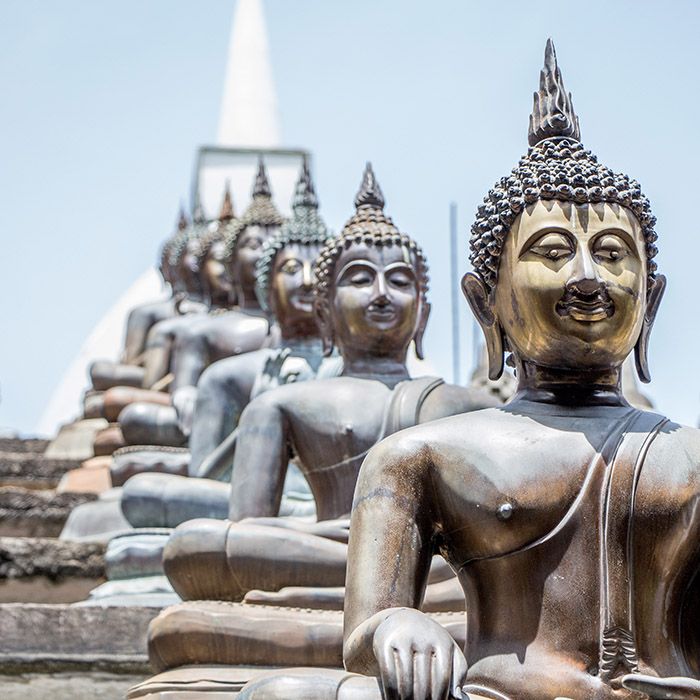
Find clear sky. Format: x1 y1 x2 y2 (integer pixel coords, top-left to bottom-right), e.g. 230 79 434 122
1 0 698 434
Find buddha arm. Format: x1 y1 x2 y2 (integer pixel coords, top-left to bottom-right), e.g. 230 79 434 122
170 326 210 393
142 324 174 389
343 435 434 675
228 391 289 520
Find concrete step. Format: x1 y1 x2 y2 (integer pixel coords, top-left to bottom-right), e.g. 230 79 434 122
0 602 161 673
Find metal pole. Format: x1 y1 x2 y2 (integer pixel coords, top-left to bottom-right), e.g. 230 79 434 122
450 202 461 385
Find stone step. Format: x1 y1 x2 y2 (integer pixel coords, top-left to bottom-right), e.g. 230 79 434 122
1 671 146 700
0 438 50 454
0 452 82 489
0 537 106 603
0 487 97 537
0 602 159 673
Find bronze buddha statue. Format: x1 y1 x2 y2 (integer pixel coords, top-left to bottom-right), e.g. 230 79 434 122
114 160 335 511
240 40 700 700
87 206 191 396
159 162 500 606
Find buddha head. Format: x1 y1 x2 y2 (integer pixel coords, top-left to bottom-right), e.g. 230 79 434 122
255 158 332 339
463 40 665 383
158 205 189 293
167 204 207 301
199 183 236 308
314 163 430 362
221 158 285 306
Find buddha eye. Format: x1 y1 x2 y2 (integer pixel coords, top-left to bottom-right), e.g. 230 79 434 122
349 271 373 286
593 234 629 263
387 270 414 289
527 232 574 261
280 259 302 274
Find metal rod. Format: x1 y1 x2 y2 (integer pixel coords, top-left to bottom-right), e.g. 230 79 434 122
450 202 461 385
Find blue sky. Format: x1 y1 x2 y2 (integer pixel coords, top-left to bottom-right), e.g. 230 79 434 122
1 0 698 433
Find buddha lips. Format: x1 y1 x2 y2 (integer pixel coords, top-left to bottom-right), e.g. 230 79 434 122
556 284 614 322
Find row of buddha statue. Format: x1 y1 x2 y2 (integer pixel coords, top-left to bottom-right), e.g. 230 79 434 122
65 38 700 700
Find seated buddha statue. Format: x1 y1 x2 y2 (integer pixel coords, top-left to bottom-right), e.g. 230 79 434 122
113 161 281 450
160 163 501 606
113 161 336 502
115 190 239 447
86 206 190 397
162 157 284 401
240 40 700 700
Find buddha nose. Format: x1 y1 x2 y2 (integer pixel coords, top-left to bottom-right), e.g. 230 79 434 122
373 272 389 301
301 262 313 289
567 249 601 296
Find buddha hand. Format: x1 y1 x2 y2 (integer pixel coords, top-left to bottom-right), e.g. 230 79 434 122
372 607 467 699
621 674 700 698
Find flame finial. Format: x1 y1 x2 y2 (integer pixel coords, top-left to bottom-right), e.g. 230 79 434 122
253 156 272 198
354 162 385 211
219 180 235 221
528 39 581 147
292 156 319 210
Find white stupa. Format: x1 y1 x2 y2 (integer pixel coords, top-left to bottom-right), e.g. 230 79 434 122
36 0 280 436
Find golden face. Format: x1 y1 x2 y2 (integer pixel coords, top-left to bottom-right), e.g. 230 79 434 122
494 200 647 370
329 242 421 358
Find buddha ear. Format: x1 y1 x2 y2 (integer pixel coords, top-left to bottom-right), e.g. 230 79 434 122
413 301 431 361
314 297 335 357
634 274 666 384
462 272 504 380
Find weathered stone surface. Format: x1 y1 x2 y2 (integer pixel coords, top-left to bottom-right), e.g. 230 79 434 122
0 603 158 672
0 438 50 454
57 458 112 494
1 672 146 700
0 487 97 537
0 537 105 579
44 418 108 461
0 537 105 603
94 424 127 457
0 453 81 489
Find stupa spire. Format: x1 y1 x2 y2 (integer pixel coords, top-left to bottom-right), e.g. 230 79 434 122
217 0 280 147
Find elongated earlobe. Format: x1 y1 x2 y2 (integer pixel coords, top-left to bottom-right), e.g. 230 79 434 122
462 273 504 380
314 298 335 357
634 274 666 383
413 302 431 361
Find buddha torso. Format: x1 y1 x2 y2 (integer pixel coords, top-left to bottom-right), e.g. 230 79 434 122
387 402 700 699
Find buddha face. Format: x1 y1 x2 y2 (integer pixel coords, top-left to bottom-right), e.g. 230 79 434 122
181 238 203 295
324 242 423 359
493 200 647 370
233 224 279 291
269 242 322 335
204 240 233 301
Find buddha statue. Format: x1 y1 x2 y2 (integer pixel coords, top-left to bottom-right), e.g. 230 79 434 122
113 160 336 504
86 206 190 396
239 40 700 700
162 157 284 402
160 162 501 607
115 190 239 447
95 191 233 430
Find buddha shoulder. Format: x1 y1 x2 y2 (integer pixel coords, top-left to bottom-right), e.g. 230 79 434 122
643 420 700 489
